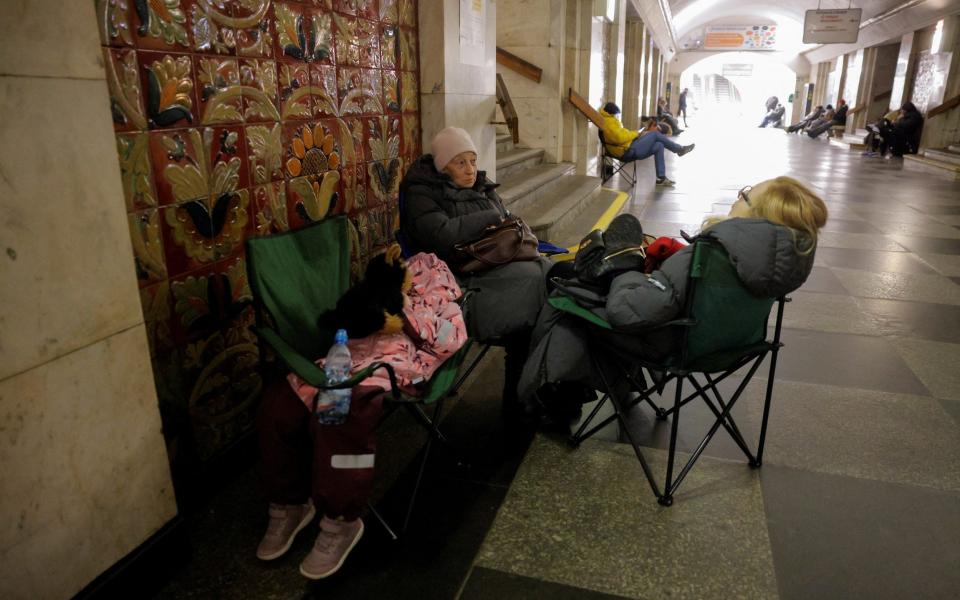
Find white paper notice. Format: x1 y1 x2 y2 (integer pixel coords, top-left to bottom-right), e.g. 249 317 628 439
459 0 485 67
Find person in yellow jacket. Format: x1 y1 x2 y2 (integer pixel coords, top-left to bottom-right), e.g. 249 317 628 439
600 102 694 186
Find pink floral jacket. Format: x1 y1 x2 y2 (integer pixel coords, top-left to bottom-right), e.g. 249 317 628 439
289 253 467 407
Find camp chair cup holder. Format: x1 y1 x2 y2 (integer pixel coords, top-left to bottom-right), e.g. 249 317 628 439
556 238 790 506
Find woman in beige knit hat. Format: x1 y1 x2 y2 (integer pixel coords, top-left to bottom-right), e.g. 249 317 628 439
399 126 553 424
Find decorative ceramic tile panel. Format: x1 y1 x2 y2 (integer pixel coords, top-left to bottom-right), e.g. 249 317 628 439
103 0 421 466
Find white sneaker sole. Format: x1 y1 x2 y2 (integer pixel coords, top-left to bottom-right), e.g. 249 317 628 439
256 502 316 561
299 519 365 580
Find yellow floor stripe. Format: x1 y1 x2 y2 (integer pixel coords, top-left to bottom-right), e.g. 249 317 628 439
552 188 629 262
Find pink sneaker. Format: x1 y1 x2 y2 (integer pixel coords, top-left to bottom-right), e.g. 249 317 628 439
256 500 315 561
299 516 364 579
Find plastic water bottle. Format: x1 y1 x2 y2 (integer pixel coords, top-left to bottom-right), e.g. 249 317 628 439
316 329 352 425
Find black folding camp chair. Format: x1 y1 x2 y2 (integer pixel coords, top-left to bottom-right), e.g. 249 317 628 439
552 236 788 506
599 130 638 187
246 216 474 535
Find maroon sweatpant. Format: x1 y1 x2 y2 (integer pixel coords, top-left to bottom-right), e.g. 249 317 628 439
258 377 384 520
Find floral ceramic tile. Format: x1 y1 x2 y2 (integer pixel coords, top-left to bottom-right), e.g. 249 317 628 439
366 114 400 161
361 68 384 114
169 252 253 343
274 2 335 63
358 19 380 68
379 0 397 24
380 23 397 69
334 0 357 16
132 0 192 51
400 111 420 162
337 66 364 116
188 0 237 55
367 159 400 207
150 126 249 204
337 116 365 165
139 51 199 129
278 61 313 119
287 173 341 227
194 56 243 125
398 0 415 28
140 281 174 356
161 187 250 275
250 181 290 235
340 160 367 214
234 0 275 57
96 0 136 47
383 69 400 113
310 64 339 117
129 208 169 286
399 26 417 71
105 48 148 131
240 59 281 121
245 122 284 184
332 13 361 66
400 70 418 112
116 133 158 211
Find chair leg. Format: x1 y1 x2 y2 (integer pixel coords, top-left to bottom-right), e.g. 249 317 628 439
367 501 398 541
660 375 684 506
756 345 782 467
568 393 609 447
401 398 444 532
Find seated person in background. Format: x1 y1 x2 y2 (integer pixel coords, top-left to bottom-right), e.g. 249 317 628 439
517 177 828 419
600 102 695 187
808 99 847 138
764 95 779 113
759 103 786 128
656 97 683 135
877 102 924 157
399 126 553 423
786 105 823 133
862 108 901 157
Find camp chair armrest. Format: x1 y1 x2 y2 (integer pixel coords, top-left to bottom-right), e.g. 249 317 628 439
256 327 402 399
548 296 612 329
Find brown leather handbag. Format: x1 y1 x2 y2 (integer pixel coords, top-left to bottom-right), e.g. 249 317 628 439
453 217 540 273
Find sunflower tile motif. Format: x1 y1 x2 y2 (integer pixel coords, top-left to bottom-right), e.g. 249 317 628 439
96 0 136 47
132 0 191 50
240 59 281 121
310 65 339 117
379 0 397 24
105 49 147 132
139 51 198 128
129 208 168 286
195 56 243 124
284 121 342 223
380 24 397 69
383 69 399 113
189 0 238 54
278 62 313 120
234 0 275 57
245 122 284 183
401 70 418 113
157 128 250 272
140 281 174 356
399 26 417 71
117 133 158 211
274 2 335 63
250 181 290 236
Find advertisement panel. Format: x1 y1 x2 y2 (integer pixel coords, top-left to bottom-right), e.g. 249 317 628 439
704 25 777 51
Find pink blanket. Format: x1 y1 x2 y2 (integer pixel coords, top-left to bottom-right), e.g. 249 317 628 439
289 253 467 407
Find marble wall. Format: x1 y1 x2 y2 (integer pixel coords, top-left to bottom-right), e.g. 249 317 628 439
420 0 497 177
0 1 176 598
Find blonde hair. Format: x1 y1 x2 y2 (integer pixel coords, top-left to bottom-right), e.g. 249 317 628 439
705 176 828 254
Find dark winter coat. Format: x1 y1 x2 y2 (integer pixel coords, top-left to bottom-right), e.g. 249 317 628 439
399 155 551 342
892 110 924 155
517 218 816 402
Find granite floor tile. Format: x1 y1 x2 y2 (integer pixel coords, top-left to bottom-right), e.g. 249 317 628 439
761 465 960 600
742 379 960 492
775 329 930 395
780 291 885 334
908 204 960 215
888 235 960 255
475 436 778 600
818 218 882 234
460 567 635 600
831 267 960 305
873 221 960 239
917 252 960 276
854 297 960 343
940 399 960 429
796 266 848 294
816 231 907 252
813 247 937 274
893 338 960 401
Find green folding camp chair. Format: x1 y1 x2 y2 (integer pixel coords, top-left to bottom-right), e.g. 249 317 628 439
245 216 473 535
553 236 787 506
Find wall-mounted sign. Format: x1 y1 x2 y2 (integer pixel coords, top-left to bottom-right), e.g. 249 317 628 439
704 25 777 50
803 9 862 44
722 63 754 77
459 0 486 66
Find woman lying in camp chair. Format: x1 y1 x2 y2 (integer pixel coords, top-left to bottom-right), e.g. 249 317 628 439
516 176 828 418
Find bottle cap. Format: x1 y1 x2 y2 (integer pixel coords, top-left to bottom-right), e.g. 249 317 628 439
335 329 348 344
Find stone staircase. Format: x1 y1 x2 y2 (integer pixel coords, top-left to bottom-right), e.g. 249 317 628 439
828 128 869 151
904 144 960 180
494 132 620 248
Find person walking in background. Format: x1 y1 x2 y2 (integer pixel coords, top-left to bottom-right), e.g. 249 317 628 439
678 88 689 127
600 102 695 187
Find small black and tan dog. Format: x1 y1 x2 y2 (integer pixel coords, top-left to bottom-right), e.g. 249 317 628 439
319 244 413 339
